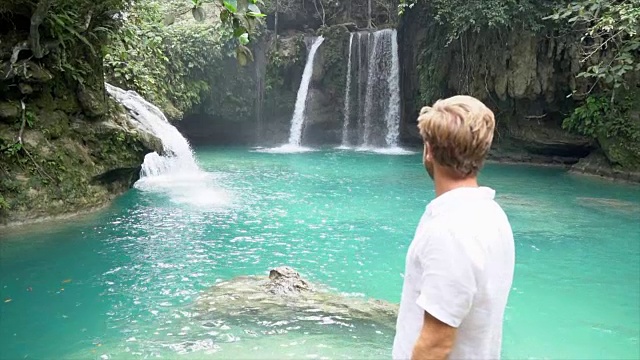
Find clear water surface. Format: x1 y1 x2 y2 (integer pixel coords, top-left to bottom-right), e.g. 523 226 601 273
1 148 639 359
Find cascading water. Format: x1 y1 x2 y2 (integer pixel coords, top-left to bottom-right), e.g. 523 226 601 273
339 33 355 148
337 29 408 154
106 83 230 206
106 83 199 177
362 32 381 147
384 29 401 148
286 36 325 148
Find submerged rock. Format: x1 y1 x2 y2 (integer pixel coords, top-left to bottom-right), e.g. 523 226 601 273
194 267 399 329
266 266 311 295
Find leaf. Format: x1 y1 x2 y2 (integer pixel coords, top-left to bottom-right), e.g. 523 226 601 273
236 44 254 66
51 14 96 56
236 49 247 66
224 0 238 13
164 13 176 26
247 12 267 18
247 4 261 13
233 26 248 38
192 7 206 22
239 32 250 45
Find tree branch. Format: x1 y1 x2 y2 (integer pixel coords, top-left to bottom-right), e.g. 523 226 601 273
29 0 52 59
18 99 27 145
17 99 56 183
581 29 624 63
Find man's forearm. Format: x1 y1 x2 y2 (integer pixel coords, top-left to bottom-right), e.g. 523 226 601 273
411 334 453 360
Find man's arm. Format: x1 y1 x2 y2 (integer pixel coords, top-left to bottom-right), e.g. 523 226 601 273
412 311 457 360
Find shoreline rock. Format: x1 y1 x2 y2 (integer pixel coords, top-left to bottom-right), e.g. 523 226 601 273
0 203 112 232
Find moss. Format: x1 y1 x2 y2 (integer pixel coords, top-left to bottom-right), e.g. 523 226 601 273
317 25 350 107
264 34 306 121
0 98 151 225
598 131 640 171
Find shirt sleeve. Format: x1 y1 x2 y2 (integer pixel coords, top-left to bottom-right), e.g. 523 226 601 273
415 228 479 328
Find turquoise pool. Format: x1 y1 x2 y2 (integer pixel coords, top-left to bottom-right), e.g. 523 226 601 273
1 148 638 359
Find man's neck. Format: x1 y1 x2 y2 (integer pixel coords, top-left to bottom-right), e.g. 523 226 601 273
433 172 479 197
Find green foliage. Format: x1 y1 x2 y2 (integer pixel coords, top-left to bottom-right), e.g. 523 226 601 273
564 95 640 142
547 0 640 90
219 0 267 65
399 0 553 43
550 0 640 167
265 35 304 92
0 195 8 213
1 142 23 158
104 1 226 119
103 0 267 119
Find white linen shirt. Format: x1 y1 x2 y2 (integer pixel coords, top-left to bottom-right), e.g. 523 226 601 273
392 186 515 360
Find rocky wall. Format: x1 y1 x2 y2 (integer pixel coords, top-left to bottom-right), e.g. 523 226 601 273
398 3 640 180
0 20 158 226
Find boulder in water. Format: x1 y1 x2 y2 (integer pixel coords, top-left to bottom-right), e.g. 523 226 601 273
194 267 399 329
266 266 311 295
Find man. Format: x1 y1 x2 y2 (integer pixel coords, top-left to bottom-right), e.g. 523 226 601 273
392 95 515 360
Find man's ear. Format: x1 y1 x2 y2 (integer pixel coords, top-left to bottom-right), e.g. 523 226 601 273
424 143 433 161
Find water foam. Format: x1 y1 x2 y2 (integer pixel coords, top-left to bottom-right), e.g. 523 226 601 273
256 144 316 154
105 83 231 207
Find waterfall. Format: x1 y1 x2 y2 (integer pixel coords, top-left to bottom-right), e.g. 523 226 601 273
384 29 401 148
356 32 367 144
106 83 231 206
287 36 325 147
106 83 200 177
362 32 381 147
339 33 355 148
335 29 407 153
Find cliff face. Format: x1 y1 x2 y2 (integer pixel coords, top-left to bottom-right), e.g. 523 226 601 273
399 8 593 159
0 6 158 226
398 3 640 180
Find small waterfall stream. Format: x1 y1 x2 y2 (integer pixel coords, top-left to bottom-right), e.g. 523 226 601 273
287 36 325 147
106 83 200 177
339 33 355 148
384 30 401 148
362 32 381 147
106 83 230 206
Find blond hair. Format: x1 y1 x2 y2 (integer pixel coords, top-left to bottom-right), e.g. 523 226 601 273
417 95 495 178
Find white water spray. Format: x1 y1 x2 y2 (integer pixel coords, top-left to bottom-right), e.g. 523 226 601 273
339 33 355 148
105 83 231 206
287 36 325 147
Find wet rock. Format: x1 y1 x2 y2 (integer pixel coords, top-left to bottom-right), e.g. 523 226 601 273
6 61 54 83
0 102 19 120
78 86 107 118
18 83 33 95
266 266 311 295
194 267 399 329
570 151 640 183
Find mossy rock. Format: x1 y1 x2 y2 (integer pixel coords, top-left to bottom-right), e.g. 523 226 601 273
78 85 108 118
40 110 70 140
598 133 640 171
0 102 19 121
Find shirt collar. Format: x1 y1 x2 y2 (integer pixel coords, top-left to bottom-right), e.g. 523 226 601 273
426 186 496 216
